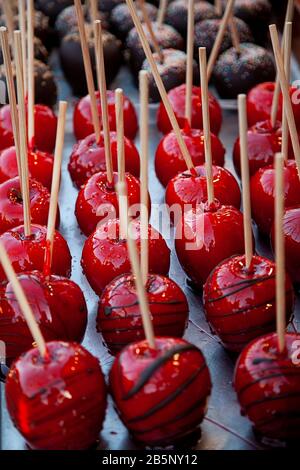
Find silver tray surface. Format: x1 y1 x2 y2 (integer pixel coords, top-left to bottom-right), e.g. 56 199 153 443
1 51 300 451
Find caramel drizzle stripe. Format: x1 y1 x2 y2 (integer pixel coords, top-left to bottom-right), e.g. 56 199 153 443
126 365 206 423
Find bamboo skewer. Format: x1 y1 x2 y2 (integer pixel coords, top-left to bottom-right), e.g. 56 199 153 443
138 0 164 63
14 31 31 237
157 0 168 26
2 0 14 44
18 0 27 97
125 0 195 174
229 15 241 54
45 101 68 274
0 243 47 357
274 153 286 353
214 0 222 16
115 88 125 184
269 24 300 175
199 47 214 204
27 0 35 148
94 20 113 184
117 181 155 349
185 0 194 125
139 71 149 286
207 0 235 81
90 0 99 24
238 94 253 270
270 0 294 128
0 27 21 176
74 0 100 142
281 22 292 160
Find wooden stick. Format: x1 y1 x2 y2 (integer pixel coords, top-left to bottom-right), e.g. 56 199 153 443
275 153 286 353
199 47 214 204
126 0 195 174
117 181 155 349
185 0 194 124
138 0 164 63
90 0 99 23
270 0 294 127
0 243 47 357
0 27 21 177
115 88 125 184
229 15 241 54
214 0 222 16
45 101 68 273
269 24 300 175
27 0 35 148
139 71 149 286
18 0 27 98
94 20 113 184
207 0 235 81
2 0 14 44
238 94 253 269
14 31 31 237
74 0 100 142
157 0 168 26
281 22 292 160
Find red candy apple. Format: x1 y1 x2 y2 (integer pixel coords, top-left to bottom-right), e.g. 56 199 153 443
157 84 222 135
0 177 54 234
234 332 300 444
271 206 300 285
75 171 143 236
247 82 300 129
175 200 247 289
0 271 87 365
0 224 71 281
0 104 57 154
109 337 212 446
155 126 225 187
250 160 300 235
73 90 138 141
68 132 140 189
166 165 241 224
97 273 189 355
0 146 54 190
6 341 107 450
203 255 295 352
81 218 170 295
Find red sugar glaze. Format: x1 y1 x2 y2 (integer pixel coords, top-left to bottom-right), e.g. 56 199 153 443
97 273 188 355
203 255 294 352
110 337 211 446
6 341 107 450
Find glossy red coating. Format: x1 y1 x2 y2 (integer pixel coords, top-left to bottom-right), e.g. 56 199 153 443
155 126 225 187
234 332 300 443
203 255 295 352
0 104 57 154
109 337 212 446
157 84 222 135
0 146 54 190
75 171 143 236
247 82 300 129
81 219 171 295
0 271 87 365
5 341 107 450
271 206 300 285
97 273 188 355
175 201 247 288
166 165 241 223
250 160 300 235
233 120 284 177
68 132 140 189
0 224 71 281
73 91 138 141
0 177 54 234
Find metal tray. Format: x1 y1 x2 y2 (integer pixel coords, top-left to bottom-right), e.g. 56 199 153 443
1 51 300 451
